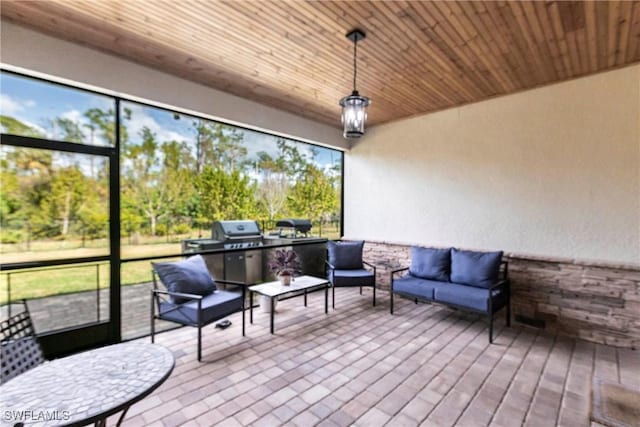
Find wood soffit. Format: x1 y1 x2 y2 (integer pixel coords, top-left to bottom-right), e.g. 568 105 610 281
2 1 640 128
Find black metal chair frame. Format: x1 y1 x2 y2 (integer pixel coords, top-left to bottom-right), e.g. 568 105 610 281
150 271 246 361
1 299 46 383
390 261 510 343
326 260 377 308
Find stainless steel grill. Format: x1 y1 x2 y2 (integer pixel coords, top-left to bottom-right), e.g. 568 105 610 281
212 220 263 284
181 220 263 284
212 220 263 249
275 219 313 238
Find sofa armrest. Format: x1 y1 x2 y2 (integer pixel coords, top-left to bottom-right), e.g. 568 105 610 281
391 266 409 276
390 266 409 283
488 279 510 294
500 260 509 281
390 267 409 293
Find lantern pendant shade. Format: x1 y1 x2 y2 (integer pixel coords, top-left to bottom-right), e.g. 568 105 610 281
340 29 370 139
340 91 370 138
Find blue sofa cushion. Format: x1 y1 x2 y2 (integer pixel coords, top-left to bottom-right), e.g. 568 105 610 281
392 275 447 301
158 290 242 325
153 255 216 303
328 240 364 270
329 269 375 287
409 246 451 282
434 283 502 312
450 249 503 289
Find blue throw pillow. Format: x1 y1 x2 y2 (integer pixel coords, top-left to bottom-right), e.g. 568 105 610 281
152 255 216 303
409 246 450 282
328 240 364 269
450 248 503 288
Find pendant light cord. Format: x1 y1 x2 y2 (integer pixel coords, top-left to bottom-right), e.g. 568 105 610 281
353 37 358 92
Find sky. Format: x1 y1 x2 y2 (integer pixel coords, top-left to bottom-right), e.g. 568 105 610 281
0 72 341 170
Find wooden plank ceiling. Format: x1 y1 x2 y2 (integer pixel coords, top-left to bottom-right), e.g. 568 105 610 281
2 1 640 128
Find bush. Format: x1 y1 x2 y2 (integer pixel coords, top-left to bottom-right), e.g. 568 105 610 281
0 229 22 244
155 223 168 236
172 223 192 235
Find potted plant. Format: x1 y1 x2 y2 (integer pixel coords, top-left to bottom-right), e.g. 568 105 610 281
268 249 301 286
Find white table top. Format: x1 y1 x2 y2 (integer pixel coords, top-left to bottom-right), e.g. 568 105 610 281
249 275 329 297
0 342 174 427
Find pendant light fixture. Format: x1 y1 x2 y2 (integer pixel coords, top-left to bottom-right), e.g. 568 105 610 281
339 29 370 139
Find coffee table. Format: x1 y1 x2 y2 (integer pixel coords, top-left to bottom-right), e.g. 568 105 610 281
249 275 329 334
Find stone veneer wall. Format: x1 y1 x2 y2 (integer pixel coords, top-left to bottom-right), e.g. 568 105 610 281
359 240 640 349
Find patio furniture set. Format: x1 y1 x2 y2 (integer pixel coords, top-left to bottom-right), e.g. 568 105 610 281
150 240 511 361
0 241 510 426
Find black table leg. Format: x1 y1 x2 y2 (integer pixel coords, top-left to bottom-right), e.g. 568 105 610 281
304 289 308 306
250 291 253 324
270 297 275 334
325 286 328 314
115 405 130 427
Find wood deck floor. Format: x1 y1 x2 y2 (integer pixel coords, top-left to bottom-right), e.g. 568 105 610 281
119 287 639 427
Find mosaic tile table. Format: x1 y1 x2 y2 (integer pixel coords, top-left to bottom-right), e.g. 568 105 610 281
0 342 174 427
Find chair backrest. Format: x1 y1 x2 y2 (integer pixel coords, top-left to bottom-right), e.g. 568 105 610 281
1 300 46 384
328 240 365 270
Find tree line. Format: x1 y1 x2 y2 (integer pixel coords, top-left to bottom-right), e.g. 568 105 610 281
0 108 340 245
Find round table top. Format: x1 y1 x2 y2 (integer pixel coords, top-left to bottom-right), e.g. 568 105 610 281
0 342 174 427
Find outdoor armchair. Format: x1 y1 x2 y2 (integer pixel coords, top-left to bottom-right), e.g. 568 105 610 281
150 255 245 361
326 240 376 308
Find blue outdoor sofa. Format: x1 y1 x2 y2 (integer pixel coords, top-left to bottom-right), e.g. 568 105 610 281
390 247 510 343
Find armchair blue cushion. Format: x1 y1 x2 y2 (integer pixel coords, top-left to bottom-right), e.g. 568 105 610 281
328 240 364 269
159 290 243 325
450 249 503 289
409 247 450 282
152 255 216 303
330 269 375 287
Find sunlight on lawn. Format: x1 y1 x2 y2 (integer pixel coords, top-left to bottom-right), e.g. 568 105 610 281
0 243 181 303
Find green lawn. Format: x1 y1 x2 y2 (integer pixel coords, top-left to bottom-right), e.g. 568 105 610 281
0 243 183 304
0 225 341 303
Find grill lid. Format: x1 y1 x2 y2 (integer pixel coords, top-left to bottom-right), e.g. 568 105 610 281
212 220 262 240
275 219 312 234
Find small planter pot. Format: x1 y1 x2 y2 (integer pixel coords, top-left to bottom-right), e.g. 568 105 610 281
279 274 292 286
260 295 278 313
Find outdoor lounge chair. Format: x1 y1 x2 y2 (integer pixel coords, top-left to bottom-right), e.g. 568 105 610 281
150 255 245 361
326 240 376 308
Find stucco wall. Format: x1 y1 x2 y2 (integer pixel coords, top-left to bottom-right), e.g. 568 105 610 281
345 65 640 265
0 21 348 151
